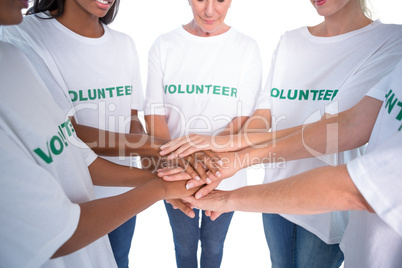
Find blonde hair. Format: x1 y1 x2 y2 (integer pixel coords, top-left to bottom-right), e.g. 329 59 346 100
360 0 372 18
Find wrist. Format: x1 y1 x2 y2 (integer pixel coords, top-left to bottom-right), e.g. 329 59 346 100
225 190 238 212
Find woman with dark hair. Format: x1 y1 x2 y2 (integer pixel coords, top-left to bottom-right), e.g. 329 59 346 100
0 1 199 268
0 1 145 267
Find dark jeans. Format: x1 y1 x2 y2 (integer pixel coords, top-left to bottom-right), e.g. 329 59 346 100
108 215 136 268
165 200 234 268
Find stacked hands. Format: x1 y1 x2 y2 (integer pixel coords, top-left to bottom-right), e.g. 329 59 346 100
157 134 240 220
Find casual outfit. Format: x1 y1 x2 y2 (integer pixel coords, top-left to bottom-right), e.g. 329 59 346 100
343 59 402 267
0 40 117 268
145 26 262 268
1 14 144 268
255 20 402 267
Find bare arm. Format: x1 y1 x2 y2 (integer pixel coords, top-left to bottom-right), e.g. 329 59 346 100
129 110 146 134
160 109 301 156
186 96 383 198
238 96 382 165
71 112 166 158
184 165 373 220
53 178 199 257
87 157 157 187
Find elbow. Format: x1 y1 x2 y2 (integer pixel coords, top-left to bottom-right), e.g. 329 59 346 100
345 193 374 213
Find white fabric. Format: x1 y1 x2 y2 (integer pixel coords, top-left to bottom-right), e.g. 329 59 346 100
0 41 116 268
1 14 144 198
145 26 262 190
255 20 402 243
343 61 402 267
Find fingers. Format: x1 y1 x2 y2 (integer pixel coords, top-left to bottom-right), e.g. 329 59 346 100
157 166 184 177
161 171 192 182
199 151 223 178
159 136 188 155
194 180 221 199
185 178 206 190
160 134 209 159
165 157 202 182
166 199 195 218
210 211 224 221
182 155 209 184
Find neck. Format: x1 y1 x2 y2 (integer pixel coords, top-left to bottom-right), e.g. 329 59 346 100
55 1 104 38
183 20 230 37
309 4 372 37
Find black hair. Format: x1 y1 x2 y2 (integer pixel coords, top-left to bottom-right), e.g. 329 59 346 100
26 0 120 25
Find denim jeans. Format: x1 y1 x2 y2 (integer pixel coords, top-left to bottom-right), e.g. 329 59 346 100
108 215 136 268
262 214 344 268
165 200 234 268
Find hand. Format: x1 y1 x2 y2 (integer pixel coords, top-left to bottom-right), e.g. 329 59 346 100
204 210 225 222
160 134 231 158
159 151 223 184
161 179 200 201
182 190 232 221
184 152 240 192
166 199 195 218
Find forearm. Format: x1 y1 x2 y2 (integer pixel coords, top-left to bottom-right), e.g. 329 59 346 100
88 157 157 187
226 165 371 214
74 123 166 158
52 178 167 257
233 103 378 167
228 126 302 151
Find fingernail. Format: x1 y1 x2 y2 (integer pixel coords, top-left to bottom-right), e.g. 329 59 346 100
196 193 203 199
160 145 166 149
195 176 201 181
206 178 212 184
218 160 223 166
215 171 222 177
186 183 194 190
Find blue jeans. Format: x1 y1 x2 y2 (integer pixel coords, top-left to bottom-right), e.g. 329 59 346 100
108 216 136 268
262 214 344 268
165 200 234 268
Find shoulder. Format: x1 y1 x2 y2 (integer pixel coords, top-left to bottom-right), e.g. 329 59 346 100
229 28 258 45
0 41 27 62
1 14 48 38
280 26 306 39
154 27 183 43
359 21 402 48
104 25 134 43
148 27 182 51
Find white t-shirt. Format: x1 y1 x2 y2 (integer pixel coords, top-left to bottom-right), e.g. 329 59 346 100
144 26 262 190
342 61 402 267
0 41 116 268
1 14 144 198
255 20 402 243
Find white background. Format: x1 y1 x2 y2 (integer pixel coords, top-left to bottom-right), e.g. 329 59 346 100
109 1 402 267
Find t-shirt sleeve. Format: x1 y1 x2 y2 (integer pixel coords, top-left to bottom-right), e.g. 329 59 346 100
254 38 281 111
0 130 80 268
346 131 402 238
1 25 74 117
236 40 262 116
366 64 399 101
144 38 166 116
328 39 402 114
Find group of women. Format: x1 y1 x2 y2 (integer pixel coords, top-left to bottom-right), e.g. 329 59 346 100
1 0 402 267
